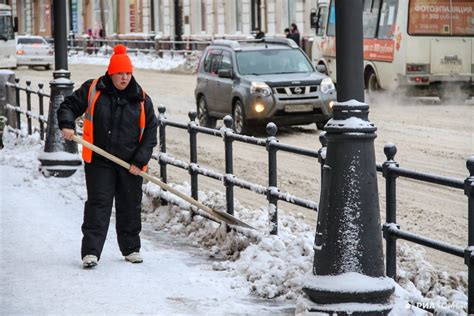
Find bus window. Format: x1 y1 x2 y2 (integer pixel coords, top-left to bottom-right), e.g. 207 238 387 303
363 0 381 38
316 6 328 36
378 0 398 39
327 2 336 36
408 0 474 36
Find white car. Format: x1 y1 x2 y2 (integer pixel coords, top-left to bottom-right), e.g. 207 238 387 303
16 35 54 69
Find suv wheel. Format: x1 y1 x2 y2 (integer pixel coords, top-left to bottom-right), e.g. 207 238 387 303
232 100 248 134
197 96 217 128
316 121 327 130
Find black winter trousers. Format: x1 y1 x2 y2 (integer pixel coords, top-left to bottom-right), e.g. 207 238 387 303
81 161 143 260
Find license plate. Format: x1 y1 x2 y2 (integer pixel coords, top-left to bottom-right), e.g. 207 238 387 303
30 58 43 61
284 104 313 113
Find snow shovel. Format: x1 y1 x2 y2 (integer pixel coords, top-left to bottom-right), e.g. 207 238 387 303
72 135 254 230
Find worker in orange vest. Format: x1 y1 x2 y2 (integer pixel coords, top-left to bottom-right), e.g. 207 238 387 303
58 45 158 268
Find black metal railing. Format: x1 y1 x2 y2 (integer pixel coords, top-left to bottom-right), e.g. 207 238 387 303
156 107 321 235
377 143 474 314
67 37 210 58
5 79 49 140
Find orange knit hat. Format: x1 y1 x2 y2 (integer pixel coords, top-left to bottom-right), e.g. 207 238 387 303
107 45 133 75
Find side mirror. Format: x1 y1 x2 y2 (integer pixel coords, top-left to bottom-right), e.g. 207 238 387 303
316 64 327 74
310 11 317 29
218 69 233 79
13 17 18 33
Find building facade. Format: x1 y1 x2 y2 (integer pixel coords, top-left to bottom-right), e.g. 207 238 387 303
150 0 317 38
3 0 317 39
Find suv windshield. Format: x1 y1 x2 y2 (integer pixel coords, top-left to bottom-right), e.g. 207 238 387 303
236 49 314 75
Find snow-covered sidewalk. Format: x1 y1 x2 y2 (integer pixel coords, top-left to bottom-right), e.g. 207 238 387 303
0 136 291 314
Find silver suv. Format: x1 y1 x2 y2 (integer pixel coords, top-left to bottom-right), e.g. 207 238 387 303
195 38 336 134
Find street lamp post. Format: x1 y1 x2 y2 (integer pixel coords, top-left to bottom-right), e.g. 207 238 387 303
300 0 394 314
39 0 81 177
174 0 183 50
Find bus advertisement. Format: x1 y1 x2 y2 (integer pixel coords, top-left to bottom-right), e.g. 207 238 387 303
311 0 473 100
0 4 17 69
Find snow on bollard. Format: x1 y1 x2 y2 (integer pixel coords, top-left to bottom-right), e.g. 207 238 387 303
296 273 395 315
38 151 82 177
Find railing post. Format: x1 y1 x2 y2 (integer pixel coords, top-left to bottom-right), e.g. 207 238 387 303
38 83 45 140
266 123 279 235
188 111 199 202
382 143 400 279
14 78 21 130
465 156 474 315
0 70 16 129
25 80 32 135
318 132 328 185
157 105 168 206
223 116 234 216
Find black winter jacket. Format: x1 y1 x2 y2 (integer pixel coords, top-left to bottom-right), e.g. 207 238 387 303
57 74 158 169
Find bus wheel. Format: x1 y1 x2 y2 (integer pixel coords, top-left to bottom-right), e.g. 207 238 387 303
367 71 380 93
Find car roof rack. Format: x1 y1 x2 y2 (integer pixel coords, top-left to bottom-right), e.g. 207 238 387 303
212 37 298 51
262 37 299 48
212 39 244 51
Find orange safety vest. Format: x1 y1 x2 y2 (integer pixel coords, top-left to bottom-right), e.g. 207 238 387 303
83 78 147 171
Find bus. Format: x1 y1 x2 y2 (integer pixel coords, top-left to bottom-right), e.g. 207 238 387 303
0 4 17 69
311 0 473 99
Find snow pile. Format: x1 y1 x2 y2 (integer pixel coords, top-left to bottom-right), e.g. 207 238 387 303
396 244 468 314
68 49 192 73
141 181 468 314
142 183 314 299
1 131 87 203
1 132 468 315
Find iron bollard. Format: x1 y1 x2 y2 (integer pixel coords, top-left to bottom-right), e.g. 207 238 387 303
0 70 16 142
302 100 394 314
14 78 21 130
465 156 474 314
223 115 234 216
266 122 279 235
188 111 199 217
382 143 400 279
39 70 82 177
38 83 45 140
157 105 168 206
25 80 32 135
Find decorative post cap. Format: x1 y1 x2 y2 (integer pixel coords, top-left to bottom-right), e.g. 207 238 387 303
467 156 474 176
223 115 233 129
266 122 277 137
324 99 376 133
384 143 397 161
188 111 197 122
319 131 328 147
158 106 166 114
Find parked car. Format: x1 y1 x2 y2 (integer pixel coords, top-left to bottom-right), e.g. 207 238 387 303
195 38 336 134
16 35 54 70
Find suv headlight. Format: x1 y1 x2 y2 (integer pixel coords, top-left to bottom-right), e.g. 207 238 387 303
320 78 335 94
250 82 272 96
